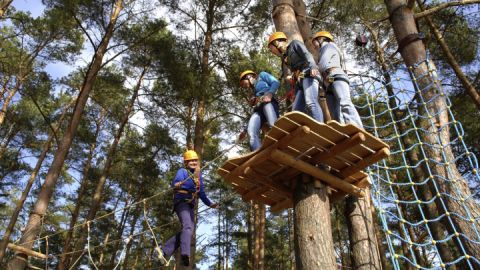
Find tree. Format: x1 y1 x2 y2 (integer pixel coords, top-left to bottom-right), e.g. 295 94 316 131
6 1 124 268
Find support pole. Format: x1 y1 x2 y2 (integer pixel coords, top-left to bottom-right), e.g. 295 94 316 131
293 174 336 270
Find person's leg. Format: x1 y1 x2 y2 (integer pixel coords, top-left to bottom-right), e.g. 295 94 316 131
292 88 305 113
262 102 278 128
302 77 323 122
326 92 339 122
331 80 363 128
177 203 194 257
247 112 262 151
161 232 180 258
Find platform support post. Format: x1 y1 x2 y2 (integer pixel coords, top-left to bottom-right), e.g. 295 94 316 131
293 174 336 270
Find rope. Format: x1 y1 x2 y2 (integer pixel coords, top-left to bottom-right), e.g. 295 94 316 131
17 140 241 247
86 222 99 270
350 57 480 269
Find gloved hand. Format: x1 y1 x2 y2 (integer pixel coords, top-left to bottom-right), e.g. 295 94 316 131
262 93 272 103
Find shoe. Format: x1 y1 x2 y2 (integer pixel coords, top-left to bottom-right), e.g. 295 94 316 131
181 255 190 266
154 247 170 266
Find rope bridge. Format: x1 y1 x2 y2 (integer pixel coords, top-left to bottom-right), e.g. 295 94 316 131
352 58 480 269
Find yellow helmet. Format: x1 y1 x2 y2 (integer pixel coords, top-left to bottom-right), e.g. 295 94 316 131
268 32 287 46
239 70 256 82
313 31 333 42
183 150 198 161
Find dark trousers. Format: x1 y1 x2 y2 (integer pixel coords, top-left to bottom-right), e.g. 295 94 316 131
162 202 194 257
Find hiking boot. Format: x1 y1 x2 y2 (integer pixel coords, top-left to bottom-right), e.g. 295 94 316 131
181 255 190 266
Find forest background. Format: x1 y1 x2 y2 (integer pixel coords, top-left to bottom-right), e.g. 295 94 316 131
0 0 479 269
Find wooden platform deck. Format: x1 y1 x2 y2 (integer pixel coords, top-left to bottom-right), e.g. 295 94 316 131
218 111 389 212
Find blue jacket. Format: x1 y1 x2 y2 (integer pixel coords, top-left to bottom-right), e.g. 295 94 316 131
284 40 318 72
253 72 280 97
172 168 212 206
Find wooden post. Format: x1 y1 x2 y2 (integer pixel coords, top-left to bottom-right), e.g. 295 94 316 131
293 174 336 270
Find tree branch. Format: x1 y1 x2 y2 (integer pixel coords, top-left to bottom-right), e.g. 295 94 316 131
415 0 480 19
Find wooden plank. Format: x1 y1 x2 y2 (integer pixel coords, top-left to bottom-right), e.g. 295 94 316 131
311 132 366 164
327 121 389 150
270 198 293 213
242 186 270 201
244 167 292 199
227 125 311 179
338 147 390 178
270 149 365 197
7 243 48 259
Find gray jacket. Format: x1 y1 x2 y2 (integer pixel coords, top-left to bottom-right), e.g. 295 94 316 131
284 40 318 72
318 42 346 77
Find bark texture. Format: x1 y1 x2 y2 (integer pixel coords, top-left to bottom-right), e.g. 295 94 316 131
294 175 336 270
345 189 382 270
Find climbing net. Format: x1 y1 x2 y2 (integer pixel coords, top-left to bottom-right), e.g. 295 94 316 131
351 58 480 269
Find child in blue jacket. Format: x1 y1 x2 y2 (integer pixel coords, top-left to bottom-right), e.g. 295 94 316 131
238 70 280 151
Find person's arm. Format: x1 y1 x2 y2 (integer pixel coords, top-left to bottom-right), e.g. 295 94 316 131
198 174 215 207
259 72 280 95
172 168 186 189
293 41 318 75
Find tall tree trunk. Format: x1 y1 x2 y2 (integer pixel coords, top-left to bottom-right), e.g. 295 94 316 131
291 0 317 58
56 112 103 270
416 0 480 110
0 102 71 262
247 201 254 270
294 175 336 270
272 0 304 42
67 64 146 268
6 2 124 269
371 206 390 270
364 20 459 266
253 202 265 270
345 189 382 270
385 1 480 266
0 122 16 158
0 80 22 127
288 208 295 270
0 0 13 19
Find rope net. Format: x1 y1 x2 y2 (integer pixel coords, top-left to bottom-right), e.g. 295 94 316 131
351 58 480 269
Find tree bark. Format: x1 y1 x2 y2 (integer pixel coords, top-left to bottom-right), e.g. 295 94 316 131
385 0 480 266
416 0 480 111
67 63 146 268
291 0 317 58
345 189 382 270
0 102 71 262
0 80 22 127
253 202 265 270
6 2 124 269
272 0 304 42
294 175 336 270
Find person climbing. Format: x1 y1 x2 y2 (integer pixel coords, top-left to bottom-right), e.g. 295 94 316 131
312 31 363 128
267 31 324 122
155 150 218 267
237 70 280 151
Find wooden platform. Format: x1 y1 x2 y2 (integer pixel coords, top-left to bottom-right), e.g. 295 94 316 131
218 111 389 212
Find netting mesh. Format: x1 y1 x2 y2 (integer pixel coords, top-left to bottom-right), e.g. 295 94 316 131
351 58 480 269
